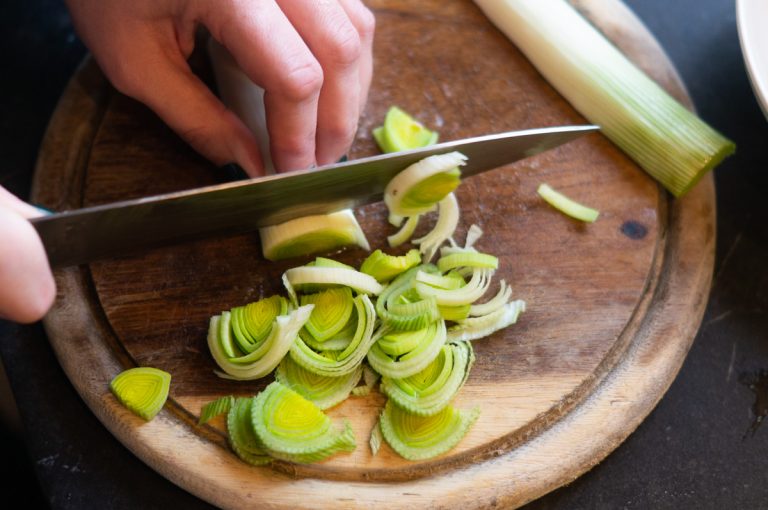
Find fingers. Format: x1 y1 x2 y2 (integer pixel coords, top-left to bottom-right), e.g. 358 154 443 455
275 0 364 165
0 187 46 219
0 206 56 323
336 0 376 117
104 29 265 177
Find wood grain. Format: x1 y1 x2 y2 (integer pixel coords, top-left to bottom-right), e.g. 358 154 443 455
32 0 715 507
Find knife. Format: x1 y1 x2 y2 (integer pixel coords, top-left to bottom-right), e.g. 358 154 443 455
31 125 598 268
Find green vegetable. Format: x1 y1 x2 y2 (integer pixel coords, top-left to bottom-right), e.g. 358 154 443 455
199 395 235 425
469 280 513 317
375 265 442 331
378 400 480 460
473 0 734 196
381 341 474 416
537 183 600 223
415 268 494 306
229 295 288 355
250 382 356 463
109 367 171 421
412 193 461 262
437 252 499 272
384 152 467 217
351 365 380 397
360 249 421 283
301 288 355 343
448 300 526 343
283 265 384 299
373 106 439 153
259 209 370 261
227 397 271 466
367 320 447 379
387 215 421 247
276 356 362 410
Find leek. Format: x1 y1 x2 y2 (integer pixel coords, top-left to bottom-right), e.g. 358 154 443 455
284 265 383 296
109 367 171 421
448 300 526 343
360 249 421 283
199 395 235 425
276 355 362 410
227 397 271 466
378 400 480 460
367 320 447 379
537 183 600 223
413 193 460 262
384 152 467 217
259 209 370 261
373 106 439 153
473 0 735 196
301 288 355 343
387 215 421 247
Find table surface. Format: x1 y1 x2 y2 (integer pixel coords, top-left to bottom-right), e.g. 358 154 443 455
2 0 767 508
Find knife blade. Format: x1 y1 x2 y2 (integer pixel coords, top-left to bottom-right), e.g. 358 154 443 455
31 125 598 267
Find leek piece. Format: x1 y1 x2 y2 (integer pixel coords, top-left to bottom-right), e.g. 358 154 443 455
367 320 447 379
437 252 499 272
229 295 288 355
276 355 362 410
381 341 475 416
299 315 357 352
401 169 461 213
370 422 383 456
284 266 383 296
259 209 370 261
387 215 421 247
250 381 356 463
469 280 513 316
313 257 355 270
376 265 442 331
301 288 355 342
109 367 171 421
384 152 467 217
374 106 439 154
413 193 461 262
199 395 235 425
448 300 526 343
415 268 494 306
352 365 380 397
360 249 421 283
438 304 471 322
473 0 735 197
208 305 314 380
227 397 271 466
379 400 480 460
537 183 600 223
290 295 379 377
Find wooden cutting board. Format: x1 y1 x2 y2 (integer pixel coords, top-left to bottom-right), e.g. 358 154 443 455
31 0 715 508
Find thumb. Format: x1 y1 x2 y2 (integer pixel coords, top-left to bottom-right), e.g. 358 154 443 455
0 186 46 219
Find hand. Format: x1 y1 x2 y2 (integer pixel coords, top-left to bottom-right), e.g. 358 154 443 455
64 0 375 176
0 188 56 323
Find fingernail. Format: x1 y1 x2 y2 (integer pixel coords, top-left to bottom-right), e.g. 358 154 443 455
32 204 55 215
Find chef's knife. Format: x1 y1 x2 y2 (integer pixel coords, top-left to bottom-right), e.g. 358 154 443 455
31 125 598 267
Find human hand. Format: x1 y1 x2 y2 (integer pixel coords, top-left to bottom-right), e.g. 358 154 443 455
64 0 375 176
0 188 55 323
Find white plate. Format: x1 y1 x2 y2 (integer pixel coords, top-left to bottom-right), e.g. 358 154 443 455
737 0 768 120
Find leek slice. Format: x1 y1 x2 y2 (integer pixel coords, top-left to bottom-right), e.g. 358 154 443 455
301 287 355 342
376 265 441 331
227 397 271 466
437 252 499 272
299 315 357 352
290 295 378 377
199 395 235 425
250 381 356 463
208 305 314 380
388 215 421 247
370 422 383 456
415 268 494 306
259 209 370 261
379 400 480 460
438 304 471 322
537 183 599 223
448 300 526 343
469 280 513 316
360 249 421 283
276 355 362 410
367 320 447 379
473 0 734 196
413 192 461 262
374 106 439 154
110 367 171 421
352 365 380 397
284 266 383 296
384 152 467 217
229 295 288 355
381 341 475 416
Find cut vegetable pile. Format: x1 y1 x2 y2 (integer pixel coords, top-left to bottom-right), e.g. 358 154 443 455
201 108 526 465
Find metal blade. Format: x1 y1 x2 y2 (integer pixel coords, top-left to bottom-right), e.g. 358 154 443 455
31 125 598 267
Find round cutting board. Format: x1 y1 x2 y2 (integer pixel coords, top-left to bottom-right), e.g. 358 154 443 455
31 0 715 508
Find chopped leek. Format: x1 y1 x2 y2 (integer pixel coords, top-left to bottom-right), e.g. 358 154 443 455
448 300 526 343
352 365 380 397
413 193 460 262
370 422 383 456
301 288 355 343
384 152 467 217
473 0 735 196
199 395 235 425
109 367 171 421
376 265 442 331
379 400 480 460
415 268 494 306
276 355 362 410
373 106 439 154
229 295 288 356
387 215 421 247
259 209 370 261
250 382 356 463
537 183 599 223
437 252 499 272
227 397 271 466
381 341 475 416
367 320 447 379
284 265 383 296
469 280 513 316
208 305 313 380
360 249 421 283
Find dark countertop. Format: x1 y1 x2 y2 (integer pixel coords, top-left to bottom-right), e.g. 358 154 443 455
2 0 767 508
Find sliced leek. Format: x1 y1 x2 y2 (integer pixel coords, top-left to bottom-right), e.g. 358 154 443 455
199 395 235 425
373 106 439 154
301 287 355 343
379 400 480 460
376 265 441 331
229 295 288 356
448 300 526 343
388 214 421 247
109 367 171 421
284 265 383 296
537 183 599 223
384 152 467 217
360 249 421 283
208 305 314 380
413 193 460 262
259 209 370 261
415 268 494 306
352 365 380 397
469 280 513 316
367 320 447 379
276 355 362 410
227 397 271 466
381 341 474 416
250 381 356 463
473 0 734 196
